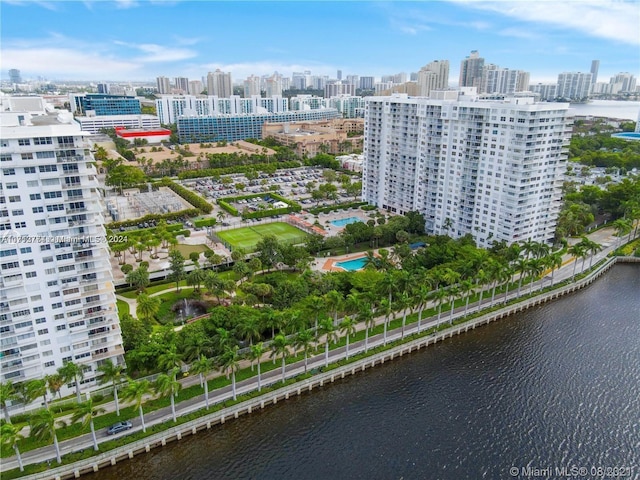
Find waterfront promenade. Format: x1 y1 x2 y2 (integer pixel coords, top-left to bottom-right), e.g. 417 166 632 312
2 227 637 478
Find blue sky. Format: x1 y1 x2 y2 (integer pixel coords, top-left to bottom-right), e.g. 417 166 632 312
1 0 639 84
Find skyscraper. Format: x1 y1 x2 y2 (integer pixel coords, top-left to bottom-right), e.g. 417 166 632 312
243 75 261 98
173 77 189 94
363 93 570 247
337 70 342 80
8 69 21 84
417 60 449 96
556 72 592 100
359 76 375 90
459 50 485 88
0 97 125 402
590 60 600 85
156 76 171 94
481 66 530 94
207 70 233 98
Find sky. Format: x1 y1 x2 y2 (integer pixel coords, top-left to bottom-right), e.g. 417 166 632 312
1 0 639 85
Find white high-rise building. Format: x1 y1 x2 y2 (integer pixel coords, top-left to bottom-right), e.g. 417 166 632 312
417 60 449 96
363 93 571 247
173 77 189 94
481 66 530 94
207 70 233 98
188 80 203 95
0 98 124 403
265 74 283 98
243 75 261 98
156 76 171 94
556 72 592 101
609 73 637 94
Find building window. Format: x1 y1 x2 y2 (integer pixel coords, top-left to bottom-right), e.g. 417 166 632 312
33 137 53 145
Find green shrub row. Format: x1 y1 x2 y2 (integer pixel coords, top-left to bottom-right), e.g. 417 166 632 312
193 218 217 228
241 206 300 220
307 201 367 215
106 209 200 230
160 178 213 214
217 199 239 216
177 161 301 180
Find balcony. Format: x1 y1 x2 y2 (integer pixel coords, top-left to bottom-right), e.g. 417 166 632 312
62 182 82 190
56 155 84 163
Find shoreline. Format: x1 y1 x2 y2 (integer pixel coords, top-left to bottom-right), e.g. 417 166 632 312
9 256 639 480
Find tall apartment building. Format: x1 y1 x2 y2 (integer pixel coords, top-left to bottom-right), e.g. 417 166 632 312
590 60 600 85
325 81 356 98
529 83 558 101
173 77 189 94
206 70 233 98
609 73 637 93
417 60 449 96
243 75 261 98
362 93 570 247
9 69 22 84
265 74 283 98
327 95 366 118
359 76 375 90
481 66 530 94
556 72 592 101
156 76 171 94
0 99 124 403
188 80 203 95
459 50 485 88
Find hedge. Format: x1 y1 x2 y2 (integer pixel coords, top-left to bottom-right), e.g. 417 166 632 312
307 201 367 215
160 178 213 214
177 161 302 180
193 218 217 228
218 199 239 216
242 206 300 220
106 209 200 230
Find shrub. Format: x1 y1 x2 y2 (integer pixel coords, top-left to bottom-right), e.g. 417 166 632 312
193 218 216 228
121 264 133 274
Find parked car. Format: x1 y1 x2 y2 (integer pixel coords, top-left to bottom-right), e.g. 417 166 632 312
106 421 133 435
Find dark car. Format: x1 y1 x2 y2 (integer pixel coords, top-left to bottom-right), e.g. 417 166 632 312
106 421 133 435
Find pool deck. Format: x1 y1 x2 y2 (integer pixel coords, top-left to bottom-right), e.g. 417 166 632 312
321 252 369 272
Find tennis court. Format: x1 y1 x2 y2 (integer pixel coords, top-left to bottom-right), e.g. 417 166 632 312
217 222 309 251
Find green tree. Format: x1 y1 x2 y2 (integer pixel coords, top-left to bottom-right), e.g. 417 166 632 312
46 373 65 402
248 343 266 391
136 293 160 324
217 346 241 401
71 397 106 451
154 369 182 423
294 329 315 374
126 266 150 292
97 360 125 417
340 316 357 360
58 361 85 404
0 382 17 424
168 249 186 291
27 379 50 409
318 318 338 368
1 423 25 471
122 379 153 432
356 303 375 352
190 355 214 409
30 408 65 464
270 334 290 384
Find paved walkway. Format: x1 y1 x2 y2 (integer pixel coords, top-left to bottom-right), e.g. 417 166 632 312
4 226 634 472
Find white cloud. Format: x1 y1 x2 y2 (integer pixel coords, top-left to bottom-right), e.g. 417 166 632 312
453 0 640 46
2 0 58 10
132 43 198 63
200 61 338 80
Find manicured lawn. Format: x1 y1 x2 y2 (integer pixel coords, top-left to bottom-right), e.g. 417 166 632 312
116 299 130 317
173 243 212 257
217 222 308 251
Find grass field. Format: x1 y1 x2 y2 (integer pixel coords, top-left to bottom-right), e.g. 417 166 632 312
173 243 212 257
217 222 308 251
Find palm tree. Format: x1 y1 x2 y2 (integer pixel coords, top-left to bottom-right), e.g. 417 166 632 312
1 423 25 471
58 361 85 404
183 335 214 364
434 287 448 324
26 379 49 409
414 284 431 334
71 397 105 451
270 334 290 384
123 379 153 432
340 316 357 360
248 343 266 391
236 314 262 347
30 408 65 464
448 286 459 325
190 355 214 409
136 293 160 324
324 290 343 325
158 347 182 380
46 374 64 402
294 329 315 374
459 280 475 317
612 218 632 247
546 252 563 287
379 298 393 345
154 369 182 422
357 303 375 352
318 318 338 368
305 295 326 338
515 257 529 297
0 381 17 424
579 237 602 270
527 258 544 295
97 360 125 417
568 243 586 280
217 345 240 401
396 292 411 339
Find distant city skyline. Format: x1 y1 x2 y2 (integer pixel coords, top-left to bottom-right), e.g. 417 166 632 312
1 1 639 84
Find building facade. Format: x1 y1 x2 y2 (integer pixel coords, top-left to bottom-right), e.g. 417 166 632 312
459 50 485 88
156 76 171 94
74 114 161 134
362 93 571 247
206 70 233 98
417 60 449 96
0 101 124 404
556 72 592 101
177 108 340 143
69 94 141 116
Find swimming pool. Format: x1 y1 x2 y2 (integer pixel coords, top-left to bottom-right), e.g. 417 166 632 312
612 132 640 141
335 256 367 271
331 216 361 228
